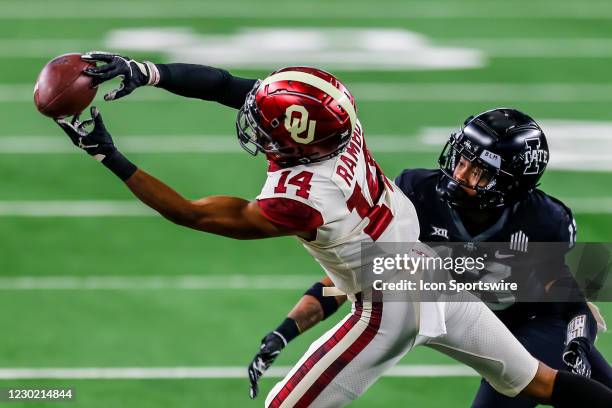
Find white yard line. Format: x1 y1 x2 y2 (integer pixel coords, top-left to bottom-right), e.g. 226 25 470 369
0 135 435 154
0 1 611 19
442 38 612 58
0 275 316 290
1 124 611 171
0 197 609 219
8 83 612 102
0 201 154 217
0 365 477 379
6 38 612 58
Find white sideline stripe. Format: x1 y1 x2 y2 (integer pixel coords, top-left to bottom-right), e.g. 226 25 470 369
0 1 612 19
9 83 612 103
0 275 316 290
0 365 478 379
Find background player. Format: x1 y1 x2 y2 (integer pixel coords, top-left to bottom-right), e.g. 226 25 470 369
57 53 612 406
248 108 612 406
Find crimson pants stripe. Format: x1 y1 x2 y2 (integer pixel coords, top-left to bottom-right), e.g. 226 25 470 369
268 303 366 408
295 301 383 407
269 300 383 408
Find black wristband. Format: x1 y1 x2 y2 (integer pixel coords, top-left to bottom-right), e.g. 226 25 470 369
155 64 170 87
274 317 300 345
101 150 138 181
305 282 340 320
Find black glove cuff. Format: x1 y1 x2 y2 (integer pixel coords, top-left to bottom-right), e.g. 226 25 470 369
274 317 300 346
102 150 138 181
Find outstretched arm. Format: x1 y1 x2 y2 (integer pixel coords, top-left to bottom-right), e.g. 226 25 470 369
56 107 297 240
126 169 293 239
247 275 347 399
155 63 256 108
82 52 256 107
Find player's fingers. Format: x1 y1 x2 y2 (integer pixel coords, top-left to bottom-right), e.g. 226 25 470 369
89 67 125 87
82 52 116 63
90 72 119 88
108 83 136 101
249 384 258 399
55 117 71 131
104 80 134 101
247 367 259 399
70 113 81 127
55 118 80 144
84 63 116 76
77 118 95 133
91 106 103 125
104 89 118 101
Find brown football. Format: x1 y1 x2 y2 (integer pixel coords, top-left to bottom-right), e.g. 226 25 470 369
34 53 98 118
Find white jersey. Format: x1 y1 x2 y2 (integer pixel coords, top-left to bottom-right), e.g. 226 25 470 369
257 121 420 294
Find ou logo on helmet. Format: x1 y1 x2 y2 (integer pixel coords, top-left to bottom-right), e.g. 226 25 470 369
284 105 317 144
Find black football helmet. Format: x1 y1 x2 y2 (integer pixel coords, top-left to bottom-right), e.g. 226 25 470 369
437 108 549 209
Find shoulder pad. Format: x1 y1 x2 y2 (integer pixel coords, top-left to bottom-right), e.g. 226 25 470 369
394 168 441 198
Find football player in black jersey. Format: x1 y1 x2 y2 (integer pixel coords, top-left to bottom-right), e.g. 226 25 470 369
248 108 612 406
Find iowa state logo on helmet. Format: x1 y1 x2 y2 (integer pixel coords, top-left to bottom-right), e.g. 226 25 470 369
523 137 549 175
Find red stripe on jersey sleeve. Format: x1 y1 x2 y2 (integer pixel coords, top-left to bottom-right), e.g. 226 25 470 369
257 198 324 231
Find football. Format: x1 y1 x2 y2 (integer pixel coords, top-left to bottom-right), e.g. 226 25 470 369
34 53 97 118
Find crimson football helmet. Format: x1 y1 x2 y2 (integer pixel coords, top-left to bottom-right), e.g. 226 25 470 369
236 66 357 166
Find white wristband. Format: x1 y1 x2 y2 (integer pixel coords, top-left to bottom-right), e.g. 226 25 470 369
566 314 587 343
144 61 160 86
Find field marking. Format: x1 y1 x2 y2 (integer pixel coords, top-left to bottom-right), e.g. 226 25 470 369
0 196 610 218
6 37 612 58
0 365 477 379
0 201 154 217
443 38 612 58
1 1 612 19
1 119 611 171
106 28 483 71
0 135 436 154
0 275 316 290
8 83 612 102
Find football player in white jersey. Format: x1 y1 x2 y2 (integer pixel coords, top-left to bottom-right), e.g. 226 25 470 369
54 54 612 407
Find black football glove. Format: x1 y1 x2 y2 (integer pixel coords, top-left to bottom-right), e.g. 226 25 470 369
82 51 160 101
56 106 116 160
55 107 137 180
562 313 595 378
563 339 592 377
247 331 287 399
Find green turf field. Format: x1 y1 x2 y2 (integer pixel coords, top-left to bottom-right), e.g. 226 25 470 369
1 0 611 406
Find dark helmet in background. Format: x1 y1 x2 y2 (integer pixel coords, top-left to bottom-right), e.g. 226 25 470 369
437 108 549 209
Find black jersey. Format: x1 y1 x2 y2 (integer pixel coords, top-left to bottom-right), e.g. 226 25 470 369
394 168 577 326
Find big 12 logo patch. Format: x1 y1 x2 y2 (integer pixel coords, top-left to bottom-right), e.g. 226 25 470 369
523 137 548 175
